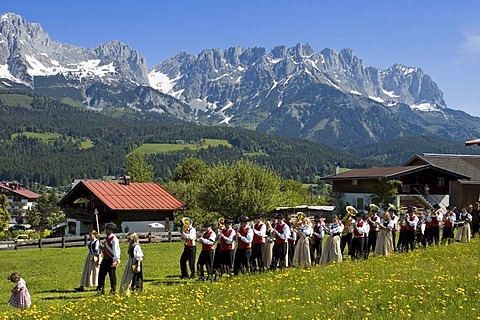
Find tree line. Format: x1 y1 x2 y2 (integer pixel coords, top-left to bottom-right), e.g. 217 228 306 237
0 93 376 188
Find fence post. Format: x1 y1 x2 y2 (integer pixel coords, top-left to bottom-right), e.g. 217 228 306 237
62 236 66 248
148 232 152 243
84 234 88 246
38 238 42 249
168 230 172 242
14 240 17 250
165 217 170 231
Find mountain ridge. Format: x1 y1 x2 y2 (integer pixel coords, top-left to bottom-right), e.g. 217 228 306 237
1 12 479 150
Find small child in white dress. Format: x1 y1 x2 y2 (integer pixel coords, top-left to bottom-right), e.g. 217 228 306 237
8 272 31 309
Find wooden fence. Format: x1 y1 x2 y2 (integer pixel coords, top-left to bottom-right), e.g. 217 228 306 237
0 231 183 251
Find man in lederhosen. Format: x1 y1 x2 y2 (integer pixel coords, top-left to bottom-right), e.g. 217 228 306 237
270 213 289 271
250 214 266 273
218 219 236 275
97 222 121 295
351 212 368 260
197 222 216 281
233 216 253 275
180 219 197 279
310 215 325 264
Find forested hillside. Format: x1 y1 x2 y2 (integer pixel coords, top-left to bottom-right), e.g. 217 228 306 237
0 92 375 188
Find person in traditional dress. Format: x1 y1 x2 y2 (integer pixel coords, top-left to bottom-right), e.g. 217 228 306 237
250 214 266 273
97 222 121 295
287 222 296 267
320 215 344 265
441 206 456 245
397 211 407 252
180 218 196 279
270 213 289 271
367 205 381 257
197 222 216 280
351 212 368 260
234 216 253 275
456 207 472 242
341 208 356 258
8 272 31 309
428 204 443 246
119 232 144 295
75 230 101 292
472 203 480 238
374 208 396 256
218 219 236 275
404 207 419 252
264 216 276 269
361 214 370 259
310 215 325 264
293 217 313 268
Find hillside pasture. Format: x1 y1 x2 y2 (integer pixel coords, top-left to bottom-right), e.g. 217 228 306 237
0 239 479 319
135 139 233 154
11 131 94 150
0 94 33 107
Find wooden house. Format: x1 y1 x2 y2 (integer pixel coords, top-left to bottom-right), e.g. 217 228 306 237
321 164 468 211
404 153 480 208
58 178 187 235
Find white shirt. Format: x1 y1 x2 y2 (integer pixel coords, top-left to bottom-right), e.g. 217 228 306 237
238 226 254 245
221 226 236 244
329 222 344 236
252 222 266 238
275 222 289 240
407 214 419 228
182 226 197 241
299 225 313 238
199 229 216 246
131 244 144 261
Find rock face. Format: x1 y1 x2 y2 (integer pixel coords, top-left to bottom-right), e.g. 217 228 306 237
2 13 480 148
0 13 148 86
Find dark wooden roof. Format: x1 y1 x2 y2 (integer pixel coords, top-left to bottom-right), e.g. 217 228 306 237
322 164 469 180
404 154 480 181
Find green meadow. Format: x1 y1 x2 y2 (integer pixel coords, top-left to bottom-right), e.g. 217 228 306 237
135 139 233 154
0 239 479 319
11 132 94 150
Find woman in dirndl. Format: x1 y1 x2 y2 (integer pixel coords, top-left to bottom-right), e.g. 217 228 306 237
292 217 313 268
119 232 144 296
320 215 344 265
375 212 395 256
75 230 101 292
8 272 31 309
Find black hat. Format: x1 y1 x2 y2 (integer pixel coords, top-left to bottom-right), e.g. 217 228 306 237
406 207 414 214
239 216 249 223
224 218 234 224
432 204 440 209
355 212 363 217
275 213 284 219
445 206 452 210
105 222 117 231
202 222 212 228
252 213 262 220
314 214 322 221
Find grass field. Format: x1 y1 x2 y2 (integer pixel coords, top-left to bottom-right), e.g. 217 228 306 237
135 139 233 154
11 132 94 149
0 240 479 319
0 94 33 107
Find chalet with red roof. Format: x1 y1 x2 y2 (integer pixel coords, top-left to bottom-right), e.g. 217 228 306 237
58 177 187 235
0 181 41 225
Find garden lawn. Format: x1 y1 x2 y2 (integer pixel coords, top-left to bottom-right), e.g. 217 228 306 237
0 240 479 319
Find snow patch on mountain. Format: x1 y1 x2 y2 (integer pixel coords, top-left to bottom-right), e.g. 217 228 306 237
411 102 439 112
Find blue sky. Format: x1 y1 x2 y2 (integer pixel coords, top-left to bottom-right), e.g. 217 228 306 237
2 0 480 116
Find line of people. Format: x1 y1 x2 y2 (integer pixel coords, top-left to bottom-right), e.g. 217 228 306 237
180 201 476 281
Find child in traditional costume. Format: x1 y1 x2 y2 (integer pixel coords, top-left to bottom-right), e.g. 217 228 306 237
8 272 31 309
